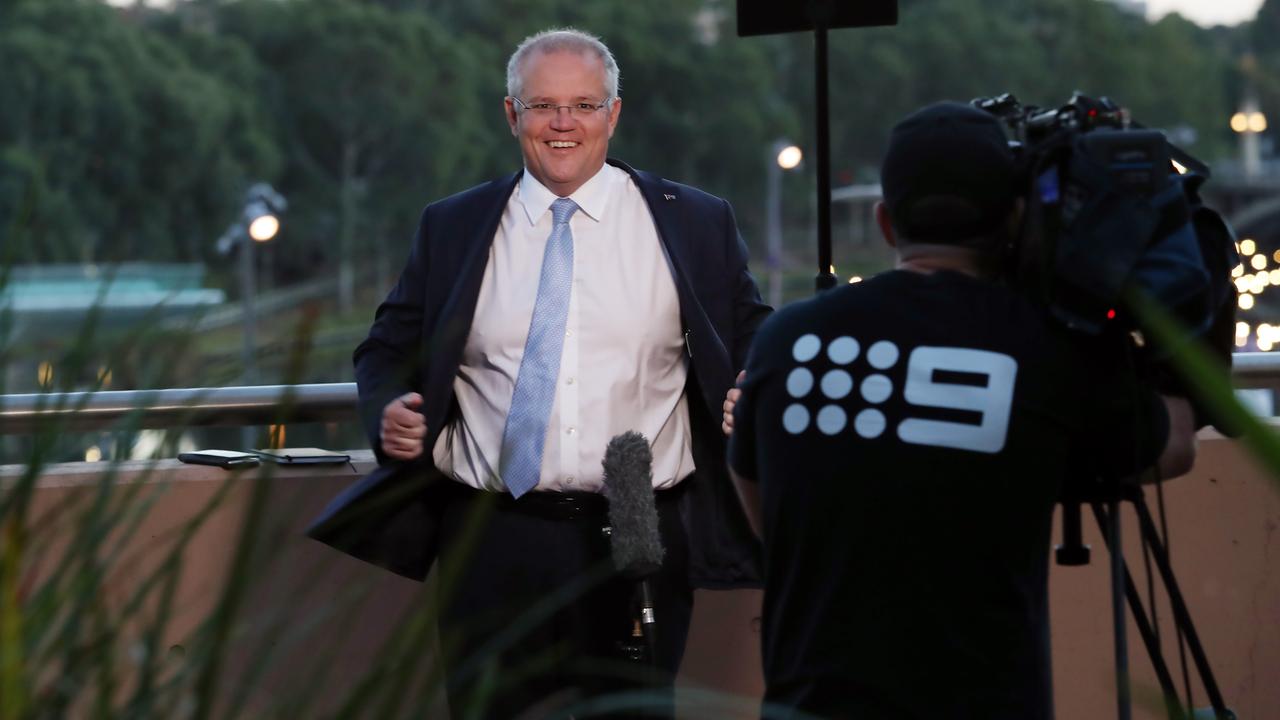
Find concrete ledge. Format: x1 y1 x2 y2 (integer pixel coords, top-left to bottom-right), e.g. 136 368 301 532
6 434 1278 718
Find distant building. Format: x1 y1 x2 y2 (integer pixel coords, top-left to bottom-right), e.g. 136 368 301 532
1 263 225 391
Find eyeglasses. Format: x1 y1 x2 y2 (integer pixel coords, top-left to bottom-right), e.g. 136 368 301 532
511 97 613 118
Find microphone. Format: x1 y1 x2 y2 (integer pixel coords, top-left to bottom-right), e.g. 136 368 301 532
602 431 664 666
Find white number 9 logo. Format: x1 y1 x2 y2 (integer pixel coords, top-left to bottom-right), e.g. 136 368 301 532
898 347 1018 454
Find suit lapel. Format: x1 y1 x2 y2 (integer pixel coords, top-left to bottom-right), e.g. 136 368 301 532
424 171 521 438
610 159 730 418
612 159 695 304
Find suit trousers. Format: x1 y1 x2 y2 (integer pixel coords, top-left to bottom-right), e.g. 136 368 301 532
436 480 693 720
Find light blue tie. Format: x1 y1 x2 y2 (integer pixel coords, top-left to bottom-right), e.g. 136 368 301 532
500 197 579 498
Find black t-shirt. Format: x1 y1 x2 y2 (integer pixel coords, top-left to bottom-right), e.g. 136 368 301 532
727 270 1168 720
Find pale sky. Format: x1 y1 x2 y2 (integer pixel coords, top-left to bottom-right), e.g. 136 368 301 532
1146 0 1265 26
104 0 1266 27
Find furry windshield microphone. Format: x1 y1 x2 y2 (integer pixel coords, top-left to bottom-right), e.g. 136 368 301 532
602 431 665 577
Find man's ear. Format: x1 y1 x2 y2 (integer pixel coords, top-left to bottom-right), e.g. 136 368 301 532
605 97 621 139
874 201 897 249
504 97 519 136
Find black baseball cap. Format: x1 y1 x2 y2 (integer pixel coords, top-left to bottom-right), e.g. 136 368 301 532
880 101 1018 243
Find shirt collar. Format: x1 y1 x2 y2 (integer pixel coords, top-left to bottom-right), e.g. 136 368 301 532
517 163 618 226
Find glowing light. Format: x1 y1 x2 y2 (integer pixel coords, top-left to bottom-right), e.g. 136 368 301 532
1171 159 1188 175
1249 112 1268 133
1237 321 1251 338
248 214 280 242
1231 112 1250 133
1106 309 1117 320
1259 323 1272 341
1235 277 1250 294
37 361 53 386
1239 294 1255 310
1252 275 1266 294
1261 337 1274 352
1240 239 1256 256
1236 334 1249 348
848 276 863 284
1232 264 1245 278
1270 270 1280 285
1252 254 1267 270
1260 272 1272 289
85 446 102 463
269 424 286 448
776 145 803 170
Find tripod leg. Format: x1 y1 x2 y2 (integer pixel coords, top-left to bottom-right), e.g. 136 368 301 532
1129 493 1232 718
1106 497 1132 720
1092 502 1186 720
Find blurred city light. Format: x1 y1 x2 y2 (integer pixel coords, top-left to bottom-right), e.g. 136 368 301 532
248 213 280 242
776 145 803 170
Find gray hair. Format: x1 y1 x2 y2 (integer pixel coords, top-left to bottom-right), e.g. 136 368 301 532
506 28 620 101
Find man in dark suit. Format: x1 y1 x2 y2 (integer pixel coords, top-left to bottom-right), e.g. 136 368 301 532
308 27 770 718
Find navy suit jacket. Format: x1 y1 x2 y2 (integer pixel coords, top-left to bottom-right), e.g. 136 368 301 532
306 159 771 585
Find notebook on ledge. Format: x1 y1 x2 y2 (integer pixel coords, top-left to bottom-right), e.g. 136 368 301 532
249 448 351 465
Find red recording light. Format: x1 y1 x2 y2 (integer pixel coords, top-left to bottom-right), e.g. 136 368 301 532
1088 109 1098 117
1106 309 1117 319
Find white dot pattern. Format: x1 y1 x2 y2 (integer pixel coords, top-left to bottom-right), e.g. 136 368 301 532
786 367 815 398
820 370 853 399
861 374 893 404
855 409 887 438
867 340 900 369
816 405 847 435
792 334 822 362
783 404 810 434
827 336 859 364
779 334 902 441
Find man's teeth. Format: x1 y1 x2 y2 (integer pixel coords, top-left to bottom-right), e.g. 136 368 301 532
548 141 578 148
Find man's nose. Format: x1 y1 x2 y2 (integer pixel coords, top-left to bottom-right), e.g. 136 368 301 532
549 107 576 130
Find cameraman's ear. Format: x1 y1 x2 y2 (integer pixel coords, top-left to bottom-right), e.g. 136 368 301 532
875 201 897 249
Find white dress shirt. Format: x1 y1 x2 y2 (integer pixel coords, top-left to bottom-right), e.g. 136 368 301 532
432 164 695 493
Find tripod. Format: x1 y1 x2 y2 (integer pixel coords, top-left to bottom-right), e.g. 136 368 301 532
1057 480 1235 720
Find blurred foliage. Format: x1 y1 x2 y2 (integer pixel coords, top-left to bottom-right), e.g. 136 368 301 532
0 0 280 266
0 0 1262 286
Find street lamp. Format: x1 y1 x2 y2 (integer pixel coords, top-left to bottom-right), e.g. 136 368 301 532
767 140 804 307
217 183 286 447
1231 96 1267 179
216 183 286 388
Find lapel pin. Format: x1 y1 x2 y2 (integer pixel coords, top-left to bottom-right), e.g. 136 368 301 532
664 193 676 201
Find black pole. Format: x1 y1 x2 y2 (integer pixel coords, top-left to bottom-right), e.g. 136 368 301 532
1107 496 1133 720
814 24 836 292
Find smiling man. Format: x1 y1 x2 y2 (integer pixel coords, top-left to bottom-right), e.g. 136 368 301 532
308 28 770 718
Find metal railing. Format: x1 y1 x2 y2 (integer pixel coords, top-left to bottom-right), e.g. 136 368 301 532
0 383 358 433
2 352 1280 434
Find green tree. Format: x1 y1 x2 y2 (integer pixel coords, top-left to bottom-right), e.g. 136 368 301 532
208 0 489 311
0 0 279 265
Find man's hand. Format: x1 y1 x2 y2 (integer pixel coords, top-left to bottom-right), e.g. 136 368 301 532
722 370 746 437
1157 395 1197 480
381 392 427 460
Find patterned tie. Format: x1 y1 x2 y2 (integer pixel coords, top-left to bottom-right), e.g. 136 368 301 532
500 197 580 498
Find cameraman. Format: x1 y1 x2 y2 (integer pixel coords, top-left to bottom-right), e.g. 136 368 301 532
724 102 1196 720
